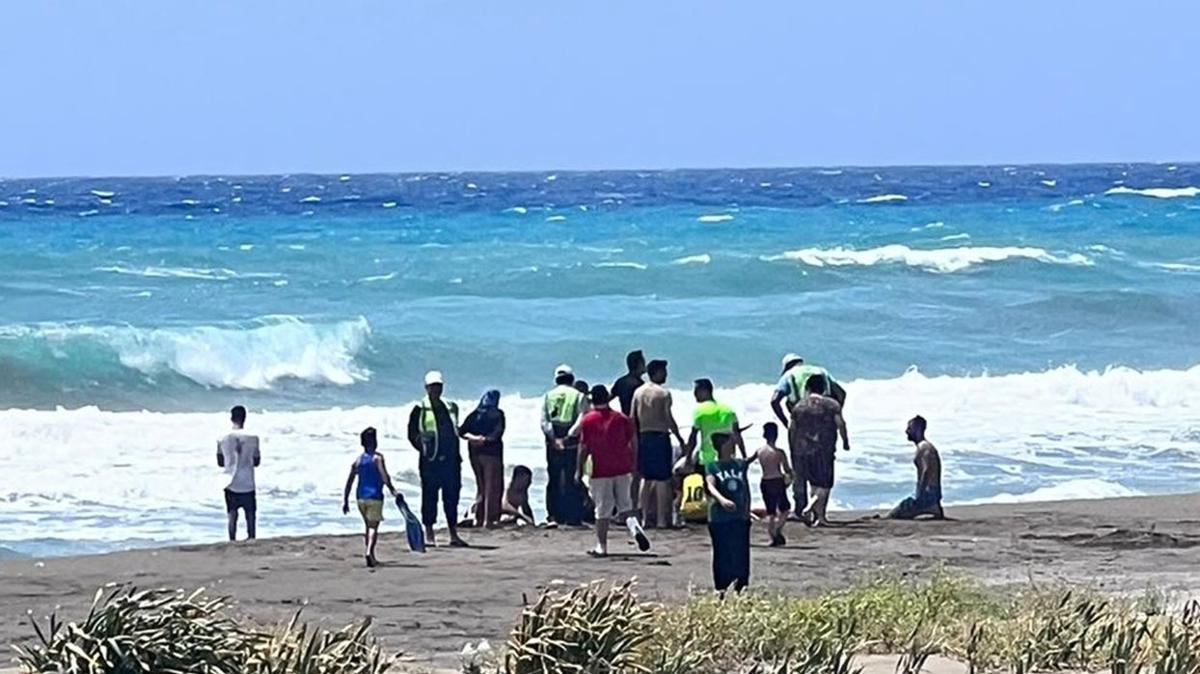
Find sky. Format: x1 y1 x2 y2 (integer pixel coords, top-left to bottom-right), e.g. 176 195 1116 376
2 1 1197 177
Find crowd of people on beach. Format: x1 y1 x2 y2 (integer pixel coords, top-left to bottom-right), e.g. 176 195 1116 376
216 350 945 590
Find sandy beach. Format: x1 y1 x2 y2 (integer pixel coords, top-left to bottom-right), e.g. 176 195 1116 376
5 493 1200 670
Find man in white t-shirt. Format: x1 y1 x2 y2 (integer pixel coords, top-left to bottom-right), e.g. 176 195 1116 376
216 405 261 541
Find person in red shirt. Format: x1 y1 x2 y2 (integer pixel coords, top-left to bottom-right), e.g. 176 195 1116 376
576 384 652 557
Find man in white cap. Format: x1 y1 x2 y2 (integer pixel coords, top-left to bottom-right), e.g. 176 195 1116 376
541 364 587 525
770 354 845 516
407 370 467 546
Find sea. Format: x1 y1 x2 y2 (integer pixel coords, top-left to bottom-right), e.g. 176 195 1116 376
2 164 1199 557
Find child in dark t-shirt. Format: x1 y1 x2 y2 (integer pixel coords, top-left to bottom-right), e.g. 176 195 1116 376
704 432 751 593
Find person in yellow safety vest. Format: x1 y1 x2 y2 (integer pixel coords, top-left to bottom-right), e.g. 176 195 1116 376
406 370 468 547
541 364 587 525
684 378 746 471
770 353 846 521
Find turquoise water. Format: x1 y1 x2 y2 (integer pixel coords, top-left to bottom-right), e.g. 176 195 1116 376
1 164 1199 555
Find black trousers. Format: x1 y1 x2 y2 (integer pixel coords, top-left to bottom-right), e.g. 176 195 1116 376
548 446 583 526
708 519 751 592
419 460 462 526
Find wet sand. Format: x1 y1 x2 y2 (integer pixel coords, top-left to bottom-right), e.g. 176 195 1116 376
4 493 1200 670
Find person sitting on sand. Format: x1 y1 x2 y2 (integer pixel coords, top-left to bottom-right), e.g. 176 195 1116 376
887 416 945 520
500 465 536 526
704 431 752 593
216 405 260 542
342 427 398 567
576 384 651 557
789 374 849 527
753 422 793 546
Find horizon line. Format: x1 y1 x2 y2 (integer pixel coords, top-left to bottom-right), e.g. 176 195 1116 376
3 158 1196 183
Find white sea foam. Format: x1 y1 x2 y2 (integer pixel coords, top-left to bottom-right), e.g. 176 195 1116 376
339 175 351 182
506 206 528 214
180 199 200 206
381 202 397 208
77 210 99 217
858 193 908 204
764 244 1092 273
2 363 1197 551
940 233 971 241
817 169 843 176
672 254 712 266
1041 179 1057 187
300 195 321 203
593 261 648 270
1105 186 1200 199
977 181 991 188
697 214 735 223
545 215 567 222
89 190 115 199
358 271 398 283
96 265 242 281
1153 262 1200 273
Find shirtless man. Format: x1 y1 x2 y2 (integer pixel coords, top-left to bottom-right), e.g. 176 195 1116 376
887 416 945 520
789 374 848 527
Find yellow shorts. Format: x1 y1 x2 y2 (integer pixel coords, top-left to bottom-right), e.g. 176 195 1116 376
357 499 384 525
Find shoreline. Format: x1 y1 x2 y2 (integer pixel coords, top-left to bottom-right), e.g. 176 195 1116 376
5 492 1200 669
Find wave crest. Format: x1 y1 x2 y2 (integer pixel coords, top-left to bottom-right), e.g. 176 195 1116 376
764 244 1093 273
1 316 371 390
1105 186 1200 199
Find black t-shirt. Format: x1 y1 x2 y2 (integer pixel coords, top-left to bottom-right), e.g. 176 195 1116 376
611 373 645 416
459 409 506 457
408 401 461 464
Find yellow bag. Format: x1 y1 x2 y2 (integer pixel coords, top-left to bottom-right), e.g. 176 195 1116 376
679 473 708 523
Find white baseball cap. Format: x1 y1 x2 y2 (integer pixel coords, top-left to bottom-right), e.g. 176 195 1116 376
424 370 444 386
781 353 803 372
554 364 573 377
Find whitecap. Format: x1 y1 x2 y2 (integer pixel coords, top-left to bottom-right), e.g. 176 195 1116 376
545 215 567 222
506 206 528 214
672 254 712 266
300 195 321 203
180 199 200 206
817 169 843 176
977 181 991 188
44 199 55 205
21 198 37 204
697 214 735 223
466 183 479 190
231 196 243 203
381 202 397 208
940 233 971 241
1041 179 1057 187
545 174 558 182
857 193 908 204
358 271 398 283
763 244 1092 273
759 182 772 187
239 244 254 251
90 189 115 199
95 265 243 281
77 209 100 217
280 187 292 193
99 198 113 206
1153 262 1200 273
339 175 351 182
272 279 289 287
594 262 648 270
0 201 7 207
285 244 306 251
1105 185 1199 199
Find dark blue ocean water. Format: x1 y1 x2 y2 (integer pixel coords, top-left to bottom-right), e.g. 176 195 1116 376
2 164 1199 555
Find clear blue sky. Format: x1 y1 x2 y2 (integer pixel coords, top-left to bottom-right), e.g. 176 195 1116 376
3 1 1197 177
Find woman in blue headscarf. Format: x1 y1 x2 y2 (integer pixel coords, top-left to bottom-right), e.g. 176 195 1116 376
458 389 506 528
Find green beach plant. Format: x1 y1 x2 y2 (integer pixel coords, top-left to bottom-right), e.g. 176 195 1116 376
13 585 396 674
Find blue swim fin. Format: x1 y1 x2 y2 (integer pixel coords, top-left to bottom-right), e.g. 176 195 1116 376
395 494 426 553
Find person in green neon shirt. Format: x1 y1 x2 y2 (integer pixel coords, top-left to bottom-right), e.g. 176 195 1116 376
684 378 745 470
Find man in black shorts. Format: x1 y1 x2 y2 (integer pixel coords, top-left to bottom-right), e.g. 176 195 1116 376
788 374 849 527
630 359 686 529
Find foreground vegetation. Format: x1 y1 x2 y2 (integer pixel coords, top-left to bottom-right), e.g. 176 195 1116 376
14 574 1200 673
499 574 1199 674
14 586 395 674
